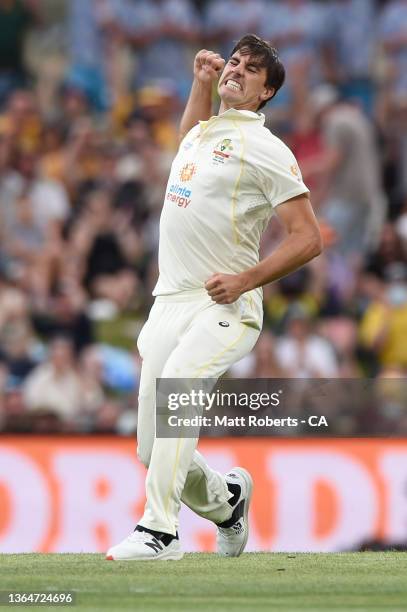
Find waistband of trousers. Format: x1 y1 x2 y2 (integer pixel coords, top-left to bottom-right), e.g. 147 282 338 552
154 288 210 303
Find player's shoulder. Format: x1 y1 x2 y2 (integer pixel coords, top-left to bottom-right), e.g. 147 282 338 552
243 121 297 162
178 123 200 150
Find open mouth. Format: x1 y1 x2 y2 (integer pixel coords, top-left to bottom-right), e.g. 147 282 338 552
224 79 243 92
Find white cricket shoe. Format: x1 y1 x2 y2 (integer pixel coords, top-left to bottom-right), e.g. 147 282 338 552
216 467 253 557
106 528 183 561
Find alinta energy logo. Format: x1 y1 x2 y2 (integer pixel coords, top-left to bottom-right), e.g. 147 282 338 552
166 163 196 208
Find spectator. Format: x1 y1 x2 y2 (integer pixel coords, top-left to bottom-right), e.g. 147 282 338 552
0 0 41 106
109 0 200 101
364 222 406 280
23 335 102 424
377 0 407 205
325 0 378 114
289 101 331 211
230 331 290 379
15 149 69 231
360 263 407 369
318 316 361 377
378 0 407 105
0 89 42 150
5 195 44 272
275 304 339 377
260 0 329 109
312 84 387 260
204 0 264 60
59 117 105 191
0 273 36 384
31 280 94 354
69 188 139 309
2 385 28 432
135 86 181 153
66 0 113 110
263 268 320 333
93 400 123 434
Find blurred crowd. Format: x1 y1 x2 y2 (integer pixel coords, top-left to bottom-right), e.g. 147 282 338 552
0 0 406 434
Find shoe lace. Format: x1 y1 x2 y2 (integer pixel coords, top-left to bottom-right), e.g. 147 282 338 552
127 531 155 544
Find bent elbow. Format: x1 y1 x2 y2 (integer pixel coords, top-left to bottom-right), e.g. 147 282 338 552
312 230 323 257
305 228 323 260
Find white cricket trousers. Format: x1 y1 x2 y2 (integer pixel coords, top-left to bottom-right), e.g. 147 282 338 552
136 290 260 536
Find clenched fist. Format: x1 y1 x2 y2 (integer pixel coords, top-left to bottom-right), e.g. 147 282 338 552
205 272 250 304
194 50 225 84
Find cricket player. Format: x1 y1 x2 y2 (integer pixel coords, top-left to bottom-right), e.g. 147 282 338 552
107 34 322 561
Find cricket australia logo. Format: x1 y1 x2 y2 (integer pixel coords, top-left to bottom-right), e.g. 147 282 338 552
212 138 233 166
179 162 196 182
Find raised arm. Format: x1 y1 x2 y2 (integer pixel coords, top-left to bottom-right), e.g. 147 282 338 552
179 50 225 142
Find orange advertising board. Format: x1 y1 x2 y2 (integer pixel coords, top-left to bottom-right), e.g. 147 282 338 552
1 436 407 552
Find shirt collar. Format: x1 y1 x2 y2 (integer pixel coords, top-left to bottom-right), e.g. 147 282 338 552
202 108 265 125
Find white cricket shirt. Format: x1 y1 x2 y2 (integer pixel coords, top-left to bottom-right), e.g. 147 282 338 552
153 108 309 329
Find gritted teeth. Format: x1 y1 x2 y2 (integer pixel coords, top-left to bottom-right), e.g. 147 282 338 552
225 79 242 91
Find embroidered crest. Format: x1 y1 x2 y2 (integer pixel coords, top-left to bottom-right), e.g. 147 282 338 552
212 139 233 165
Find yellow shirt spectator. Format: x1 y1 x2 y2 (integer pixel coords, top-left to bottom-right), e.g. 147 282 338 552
360 300 407 367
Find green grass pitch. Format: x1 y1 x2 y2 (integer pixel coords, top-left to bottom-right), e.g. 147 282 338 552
1 553 406 611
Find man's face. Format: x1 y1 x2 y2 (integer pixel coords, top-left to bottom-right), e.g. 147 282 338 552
218 50 275 112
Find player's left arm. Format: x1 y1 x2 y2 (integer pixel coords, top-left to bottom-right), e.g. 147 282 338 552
205 194 322 304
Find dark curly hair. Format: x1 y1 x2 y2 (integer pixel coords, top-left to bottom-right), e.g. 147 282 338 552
230 34 285 110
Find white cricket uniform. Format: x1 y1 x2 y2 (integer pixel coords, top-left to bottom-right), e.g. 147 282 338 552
137 108 309 535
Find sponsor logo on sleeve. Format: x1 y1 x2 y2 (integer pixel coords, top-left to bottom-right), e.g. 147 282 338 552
290 164 303 182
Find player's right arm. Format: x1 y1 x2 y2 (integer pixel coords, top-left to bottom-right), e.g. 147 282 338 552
179 50 225 143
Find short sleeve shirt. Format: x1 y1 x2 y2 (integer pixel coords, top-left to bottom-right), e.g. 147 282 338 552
153 109 309 328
